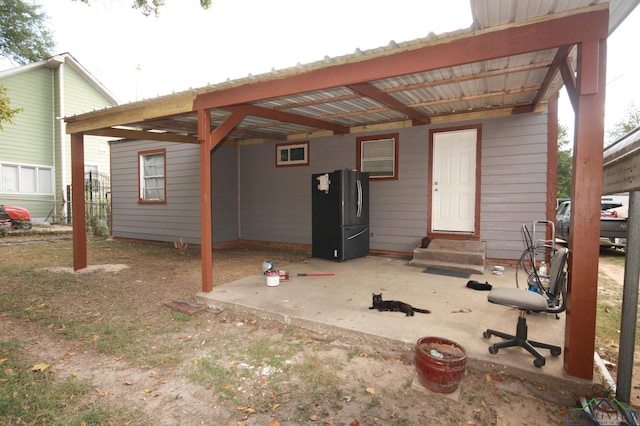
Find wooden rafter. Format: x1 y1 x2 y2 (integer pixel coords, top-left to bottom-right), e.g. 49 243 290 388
347 82 431 124
304 86 541 122
226 104 350 134
259 61 553 114
86 127 199 143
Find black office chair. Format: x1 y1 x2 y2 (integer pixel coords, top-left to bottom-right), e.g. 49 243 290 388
483 246 568 367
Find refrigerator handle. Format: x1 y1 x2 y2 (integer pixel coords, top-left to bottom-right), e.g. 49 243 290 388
356 178 363 218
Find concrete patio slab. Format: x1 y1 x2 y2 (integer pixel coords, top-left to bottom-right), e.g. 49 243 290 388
197 255 601 389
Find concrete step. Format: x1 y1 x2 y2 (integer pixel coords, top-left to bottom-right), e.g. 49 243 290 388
408 238 486 275
408 258 485 275
411 247 485 266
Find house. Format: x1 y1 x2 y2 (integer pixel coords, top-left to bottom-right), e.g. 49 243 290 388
0 53 117 224
64 0 638 380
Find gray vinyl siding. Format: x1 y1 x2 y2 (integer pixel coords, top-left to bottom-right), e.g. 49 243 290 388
110 141 238 244
239 126 431 252
239 137 353 244
480 113 549 260
239 113 548 259
212 146 239 242
110 110 548 260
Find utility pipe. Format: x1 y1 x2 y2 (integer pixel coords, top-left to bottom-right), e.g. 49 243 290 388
616 191 640 403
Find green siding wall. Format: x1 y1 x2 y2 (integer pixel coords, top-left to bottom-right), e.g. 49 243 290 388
0 58 117 222
0 68 55 166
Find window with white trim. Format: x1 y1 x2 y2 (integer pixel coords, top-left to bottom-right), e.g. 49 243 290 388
276 141 309 167
356 134 398 179
138 149 166 203
0 163 53 194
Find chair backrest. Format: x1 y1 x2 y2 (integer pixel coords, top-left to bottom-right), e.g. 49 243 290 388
545 246 569 313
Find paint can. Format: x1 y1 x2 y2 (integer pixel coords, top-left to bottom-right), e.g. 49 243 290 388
278 270 289 282
262 260 274 274
266 270 280 287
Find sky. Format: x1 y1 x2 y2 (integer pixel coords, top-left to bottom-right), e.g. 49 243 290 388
6 0 640 140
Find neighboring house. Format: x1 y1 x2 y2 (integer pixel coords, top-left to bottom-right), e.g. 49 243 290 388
0 53 117 223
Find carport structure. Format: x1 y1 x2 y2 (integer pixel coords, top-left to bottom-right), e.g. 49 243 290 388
65 1 638 380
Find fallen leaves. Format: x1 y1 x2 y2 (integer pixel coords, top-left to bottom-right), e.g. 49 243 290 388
95 388 108 397
31 362 49 372
236 406 256 415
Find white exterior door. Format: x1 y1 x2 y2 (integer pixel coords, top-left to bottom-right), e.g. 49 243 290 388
431 129 477 233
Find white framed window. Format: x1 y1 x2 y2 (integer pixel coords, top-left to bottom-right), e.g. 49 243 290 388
356 134 398 180
276 141 309 167
0 163 53 194
138 149 166 203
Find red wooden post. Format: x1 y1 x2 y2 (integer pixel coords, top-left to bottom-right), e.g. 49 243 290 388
71 132 87 271
198 109 213 293
565 37 607 379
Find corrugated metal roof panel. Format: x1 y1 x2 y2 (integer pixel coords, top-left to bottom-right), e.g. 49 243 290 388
65 1 635 143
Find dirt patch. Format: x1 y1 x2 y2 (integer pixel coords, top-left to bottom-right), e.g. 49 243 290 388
0 236 627 424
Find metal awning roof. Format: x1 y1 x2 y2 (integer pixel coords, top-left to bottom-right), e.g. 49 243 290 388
65 1 637 144
67 0 639 382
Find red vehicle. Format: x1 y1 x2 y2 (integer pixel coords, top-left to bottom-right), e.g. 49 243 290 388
0 205 33 230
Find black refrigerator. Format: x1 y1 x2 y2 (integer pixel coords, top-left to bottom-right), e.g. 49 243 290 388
311 169 369 261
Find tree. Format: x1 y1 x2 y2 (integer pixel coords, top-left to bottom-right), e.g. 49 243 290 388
0 0 54 65
0 0 53 130
76 0 213 16
556 123 572 199
607 101 640 144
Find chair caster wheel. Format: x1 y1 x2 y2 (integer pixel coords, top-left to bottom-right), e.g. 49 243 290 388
483 331 491 339
550 347 561 357
534 358 545 368
488 345 498 355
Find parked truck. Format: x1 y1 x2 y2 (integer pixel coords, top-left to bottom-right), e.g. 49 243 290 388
555 199 627 248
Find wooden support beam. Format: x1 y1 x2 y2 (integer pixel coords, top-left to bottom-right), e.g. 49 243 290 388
547 94 559 226
199 109 213 293
531 46 572 112
71 133 87 271
86 128 199 144
199 109 248 293
226 104 350 134
565 36 608 380
66 92 197 134
347 83 431 124
560 58 578 112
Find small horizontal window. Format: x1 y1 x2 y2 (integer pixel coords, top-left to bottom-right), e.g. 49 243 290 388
276 142 309 167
